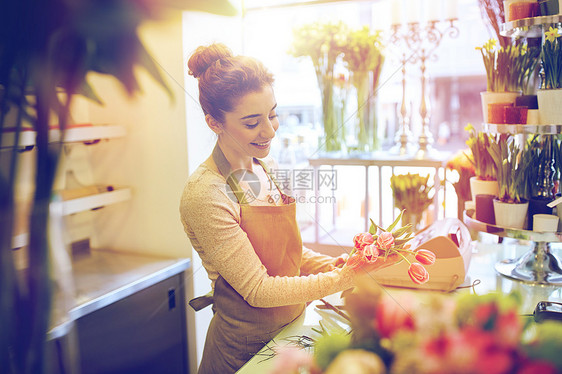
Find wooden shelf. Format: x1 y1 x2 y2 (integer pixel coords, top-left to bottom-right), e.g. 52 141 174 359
53 187 132 216
12 188 132 249
1 124 126 149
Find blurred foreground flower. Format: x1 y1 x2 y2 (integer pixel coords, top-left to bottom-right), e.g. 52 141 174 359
270 282 562 374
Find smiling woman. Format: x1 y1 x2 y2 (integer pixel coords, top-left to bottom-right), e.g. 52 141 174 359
206 86 279 170
179 43 400 373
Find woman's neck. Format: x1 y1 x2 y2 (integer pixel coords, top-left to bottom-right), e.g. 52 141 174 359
217 142 254 170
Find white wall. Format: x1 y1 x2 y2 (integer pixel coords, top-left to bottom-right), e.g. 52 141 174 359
84 12 189 259
76 11 198 372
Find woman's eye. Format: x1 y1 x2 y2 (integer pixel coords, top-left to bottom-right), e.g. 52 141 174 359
245 123 258 129
269 114 278 120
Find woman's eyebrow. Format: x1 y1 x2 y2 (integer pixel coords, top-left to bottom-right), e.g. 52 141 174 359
239 104 277 120
240 113 259 120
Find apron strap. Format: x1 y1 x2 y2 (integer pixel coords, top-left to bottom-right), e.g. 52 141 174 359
212 143 288 204
212 144 250 205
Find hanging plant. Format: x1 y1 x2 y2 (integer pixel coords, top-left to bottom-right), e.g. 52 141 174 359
0 1 236 373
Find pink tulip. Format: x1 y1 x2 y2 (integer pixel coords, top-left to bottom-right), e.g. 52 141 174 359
363 244 379 263
415 249 436 265
353 232 374 250
408 263 429 284
376 231 394 250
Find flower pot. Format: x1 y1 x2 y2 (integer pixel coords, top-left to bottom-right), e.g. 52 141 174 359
506 0 539 20
470 176 499 202
537 89 562 125
504 106 528 124
527 109 540 124
480 91 521 124
488 102 513 124
515 94 538 109
493 199 529 229
538 0 559 15
527 196 554 229
532 213 559 232
475 194 496 225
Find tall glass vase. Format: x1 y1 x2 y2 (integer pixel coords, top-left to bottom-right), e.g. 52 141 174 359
322 82 341 152
367 92 379 151
402 210 423 232
354 71 370 153
353 71 380 153
320 82 342 153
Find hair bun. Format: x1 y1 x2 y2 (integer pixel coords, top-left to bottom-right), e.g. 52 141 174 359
188 43 234 78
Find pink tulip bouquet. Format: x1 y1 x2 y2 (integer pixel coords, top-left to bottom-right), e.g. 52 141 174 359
346 210 436 285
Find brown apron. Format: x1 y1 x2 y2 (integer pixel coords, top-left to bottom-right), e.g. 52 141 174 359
197 145 305 374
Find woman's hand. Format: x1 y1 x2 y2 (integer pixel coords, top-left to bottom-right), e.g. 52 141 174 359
330 253 349 270
352 252 401 275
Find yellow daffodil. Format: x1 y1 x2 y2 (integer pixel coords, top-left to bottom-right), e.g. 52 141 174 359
545 27 560 43
484 38 497 52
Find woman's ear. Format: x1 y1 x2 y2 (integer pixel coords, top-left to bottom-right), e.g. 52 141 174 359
205 114 223 135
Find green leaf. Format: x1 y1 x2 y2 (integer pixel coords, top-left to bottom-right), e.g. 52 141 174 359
391 224 412 239
370 218 385 233
386 209 404 232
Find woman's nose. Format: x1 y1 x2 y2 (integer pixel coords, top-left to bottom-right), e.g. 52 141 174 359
261 118 277 138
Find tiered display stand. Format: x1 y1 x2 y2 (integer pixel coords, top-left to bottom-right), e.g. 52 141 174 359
465 17 562 285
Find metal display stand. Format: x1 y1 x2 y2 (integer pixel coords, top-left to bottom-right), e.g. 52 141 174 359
464 210 562 285
465 17 562 286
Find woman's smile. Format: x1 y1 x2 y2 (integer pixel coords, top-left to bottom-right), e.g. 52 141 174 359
251 140 271 149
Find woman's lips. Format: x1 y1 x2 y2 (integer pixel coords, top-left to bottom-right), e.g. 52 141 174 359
251 141 271 149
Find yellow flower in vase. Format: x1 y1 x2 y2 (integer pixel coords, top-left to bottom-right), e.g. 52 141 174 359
390 173 434 230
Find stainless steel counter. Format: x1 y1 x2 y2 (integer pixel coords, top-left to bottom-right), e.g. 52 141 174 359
48 249 190 340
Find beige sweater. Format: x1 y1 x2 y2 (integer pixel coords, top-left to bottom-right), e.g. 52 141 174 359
179 156 354 308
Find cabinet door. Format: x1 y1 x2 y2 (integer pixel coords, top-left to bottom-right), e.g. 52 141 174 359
76 274 188 374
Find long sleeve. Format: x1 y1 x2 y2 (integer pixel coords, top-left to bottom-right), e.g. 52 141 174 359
300 246 340 275
180 163 354 308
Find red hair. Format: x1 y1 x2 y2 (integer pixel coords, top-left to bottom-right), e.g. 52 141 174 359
187 43 274 122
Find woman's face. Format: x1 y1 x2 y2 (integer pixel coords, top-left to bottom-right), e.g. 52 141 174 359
217 85 279 167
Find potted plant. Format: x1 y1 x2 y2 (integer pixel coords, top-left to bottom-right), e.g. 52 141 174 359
340 26 385 153
477 39 534 123
537 27 562 125
524 135 558 229
446 149 476 220
513 41 541 124
0 1 236 373
465 123 499 202
390 173 434 231
489 134 530 229
290 21 348 153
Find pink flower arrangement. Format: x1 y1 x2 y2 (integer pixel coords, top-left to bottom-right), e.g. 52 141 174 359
347 210 435 285
271 287 562 374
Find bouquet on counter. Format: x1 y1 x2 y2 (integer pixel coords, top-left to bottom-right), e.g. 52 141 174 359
346 210 435 285
270 287 562 374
